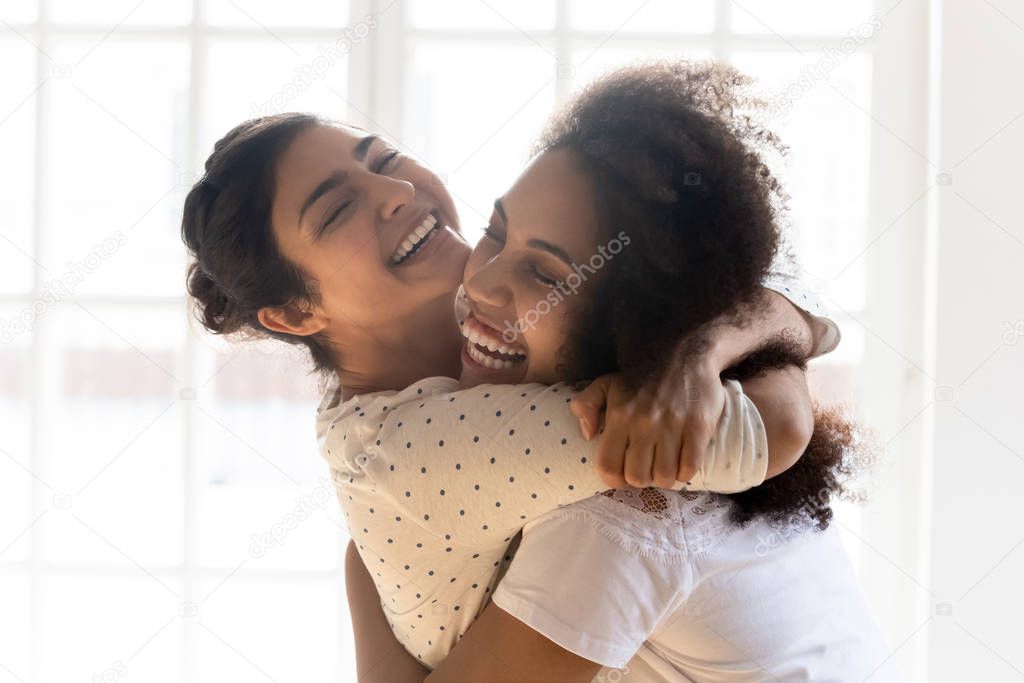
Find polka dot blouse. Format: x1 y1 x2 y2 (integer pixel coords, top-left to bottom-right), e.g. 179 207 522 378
315 277 838 669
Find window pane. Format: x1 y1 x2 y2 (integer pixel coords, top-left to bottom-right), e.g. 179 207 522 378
731 0 875 35
44 39 189 298
2 2 37 22
407 0 554 31
196 576 343 681
38 306 184 567
199 38 349 159
0 573 31 680
569 45 712 90
0 304 32 567
204 0 349 28
809 321 865 412
405 43 556 238
37 575 182 682
0 39 38 295
192 343 343 571
568 0 715 33
729 52 872 310
49 0 191 25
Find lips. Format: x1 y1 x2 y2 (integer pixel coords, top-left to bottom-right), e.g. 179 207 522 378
461 313 527 370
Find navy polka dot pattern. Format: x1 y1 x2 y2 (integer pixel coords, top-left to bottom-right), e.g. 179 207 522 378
318 379 607 668
314 279 841 668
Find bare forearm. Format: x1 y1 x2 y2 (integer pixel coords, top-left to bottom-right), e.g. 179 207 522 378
740 365 813 479
345 541 429 682
706 288 817 369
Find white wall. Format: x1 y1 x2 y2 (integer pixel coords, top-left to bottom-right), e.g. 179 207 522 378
926 0 1024 679
848 1 1023 680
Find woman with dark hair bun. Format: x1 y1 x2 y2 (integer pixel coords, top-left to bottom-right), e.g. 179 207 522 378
182 60 888 681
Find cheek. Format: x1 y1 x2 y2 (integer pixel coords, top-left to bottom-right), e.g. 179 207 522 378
518 290 571 362
402 163 459 228
463 247 485 282
310 236 393 309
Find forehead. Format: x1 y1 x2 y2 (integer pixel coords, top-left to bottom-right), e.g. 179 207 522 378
276 123 364 184
502 148 600 251
271 124 365 227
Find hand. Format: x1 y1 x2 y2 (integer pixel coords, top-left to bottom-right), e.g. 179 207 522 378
570 361 727 489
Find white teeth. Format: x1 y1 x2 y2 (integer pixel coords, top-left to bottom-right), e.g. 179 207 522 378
391 213 440 264
461 315 527 369
467 342 517 369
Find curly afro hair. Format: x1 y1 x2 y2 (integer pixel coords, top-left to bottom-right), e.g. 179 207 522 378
534 60 790 385
539 60 870 528
722 337 875 530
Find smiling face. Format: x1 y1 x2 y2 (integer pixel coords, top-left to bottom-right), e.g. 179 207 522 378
265 122 470 347
459 148 609 387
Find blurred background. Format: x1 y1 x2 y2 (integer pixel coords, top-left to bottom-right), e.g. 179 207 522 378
1 0 1021 681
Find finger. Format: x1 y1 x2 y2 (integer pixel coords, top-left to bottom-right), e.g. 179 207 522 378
679 414 712 486
676 440 698 486
570 376 611 441
594 417 629 488
651 436 682 489
622 437 656 488
680 382 726 485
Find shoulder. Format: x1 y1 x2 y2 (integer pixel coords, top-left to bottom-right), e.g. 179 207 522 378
316 376 460 436
316 375 460 469
490 489 744 669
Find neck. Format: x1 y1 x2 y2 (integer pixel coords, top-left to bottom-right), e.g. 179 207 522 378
333 290 463 399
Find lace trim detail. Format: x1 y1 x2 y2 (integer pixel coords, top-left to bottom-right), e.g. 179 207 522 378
553 489 735 562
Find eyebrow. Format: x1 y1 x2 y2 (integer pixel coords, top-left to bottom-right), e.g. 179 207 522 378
354 134 378 161
526 238 574 267
494 198 575 267
299 170 348 225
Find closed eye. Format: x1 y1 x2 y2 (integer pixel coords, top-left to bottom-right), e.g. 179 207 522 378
529 264 558 287
373 149 401 173
482 225 505 243
319 200 353 237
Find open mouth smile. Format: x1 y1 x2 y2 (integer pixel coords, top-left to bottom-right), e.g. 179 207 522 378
390 212 442 265
461 313 527 370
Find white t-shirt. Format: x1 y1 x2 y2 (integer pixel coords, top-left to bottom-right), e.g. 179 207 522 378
319 278 840 669
491 485 898 681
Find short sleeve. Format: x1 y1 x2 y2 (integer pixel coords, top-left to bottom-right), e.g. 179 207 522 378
763 275 841 358
491 507 690 669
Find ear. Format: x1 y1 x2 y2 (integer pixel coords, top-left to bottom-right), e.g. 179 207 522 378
257 304 328 337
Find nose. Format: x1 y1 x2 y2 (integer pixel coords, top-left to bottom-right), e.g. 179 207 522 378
370 173 415 222
464 252 513 310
